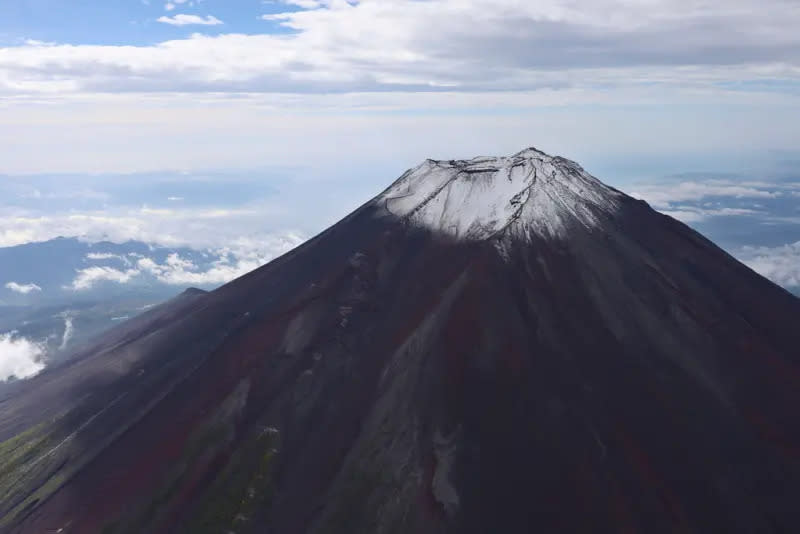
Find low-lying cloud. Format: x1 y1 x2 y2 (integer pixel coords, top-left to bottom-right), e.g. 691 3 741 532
58 313 75 351
68 234 305 290
69 266 141 291
0 332 46 382
85 252 131 263
630 180 784 209
737 241 800 289
630 177 800 223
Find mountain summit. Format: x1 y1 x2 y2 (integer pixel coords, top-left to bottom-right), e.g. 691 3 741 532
2 148 800 533
380 148 622 240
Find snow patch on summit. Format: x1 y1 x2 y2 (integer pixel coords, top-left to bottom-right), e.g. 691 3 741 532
380 148 623 240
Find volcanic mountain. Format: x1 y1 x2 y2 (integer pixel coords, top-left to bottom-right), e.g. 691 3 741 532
2 148 800 533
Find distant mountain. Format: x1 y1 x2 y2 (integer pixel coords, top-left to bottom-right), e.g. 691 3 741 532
0 297 164 367
0 237 219 307
1 148 799 533
0 238 226 381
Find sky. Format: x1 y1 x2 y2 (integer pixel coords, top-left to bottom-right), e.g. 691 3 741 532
0 0 799 287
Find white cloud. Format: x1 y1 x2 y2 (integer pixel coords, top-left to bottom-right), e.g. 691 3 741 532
0 204 269 249
280 0 323 9
157 14 223 26
0 0 798 95
133 234 305 285
66 234 305 290
630 180 783 209
5 282 42 294
68 266 141 290
630 177 800 223
737 241 800 288
165 0 191 9
58 313 74 351
85 252 134 267
659 206 763 223
0 332 46 381
86 252 127 261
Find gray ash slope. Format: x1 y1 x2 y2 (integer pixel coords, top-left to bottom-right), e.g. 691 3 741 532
2 148 800 534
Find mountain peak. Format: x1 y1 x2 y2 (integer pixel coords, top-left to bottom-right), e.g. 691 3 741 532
379 147 623 241
4 146 800 534
511 146 551 159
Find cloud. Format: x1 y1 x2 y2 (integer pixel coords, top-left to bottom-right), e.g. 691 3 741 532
157 14 223 26
630 180 784 209
66 234 305 290
5 282 42 294
85 252 136 268
86 252 130 263
736 241 800 288
134 234 305 285
58 313 75 351
0 332 46 381
660 206 763 223
279 0 324 8
68 266 141 290
0 0 799 95
630 176 800 224
165 0 192 10
0 204 273 249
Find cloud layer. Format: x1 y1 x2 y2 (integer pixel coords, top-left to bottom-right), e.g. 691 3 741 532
630 177 800 223
628 172 800 291
738 241 800 289
1 0 799 95
67 235 305 290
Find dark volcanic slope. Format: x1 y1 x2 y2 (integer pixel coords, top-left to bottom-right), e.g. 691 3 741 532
2 149 800 534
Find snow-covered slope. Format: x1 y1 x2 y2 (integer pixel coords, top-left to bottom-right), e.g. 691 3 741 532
380 147 624 240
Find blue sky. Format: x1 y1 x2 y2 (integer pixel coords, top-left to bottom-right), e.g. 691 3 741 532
0 0 799 289
0 0 298 45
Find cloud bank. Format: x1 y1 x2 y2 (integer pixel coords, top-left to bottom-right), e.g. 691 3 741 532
67 234 306 290
0 332 46 382
630 177 800 223
737 241 800 289
0 0 799 95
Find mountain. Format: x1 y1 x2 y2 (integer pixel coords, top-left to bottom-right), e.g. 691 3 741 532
0 238 256 378
1 148 800 533
0 297 160 381
0 237 219 307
